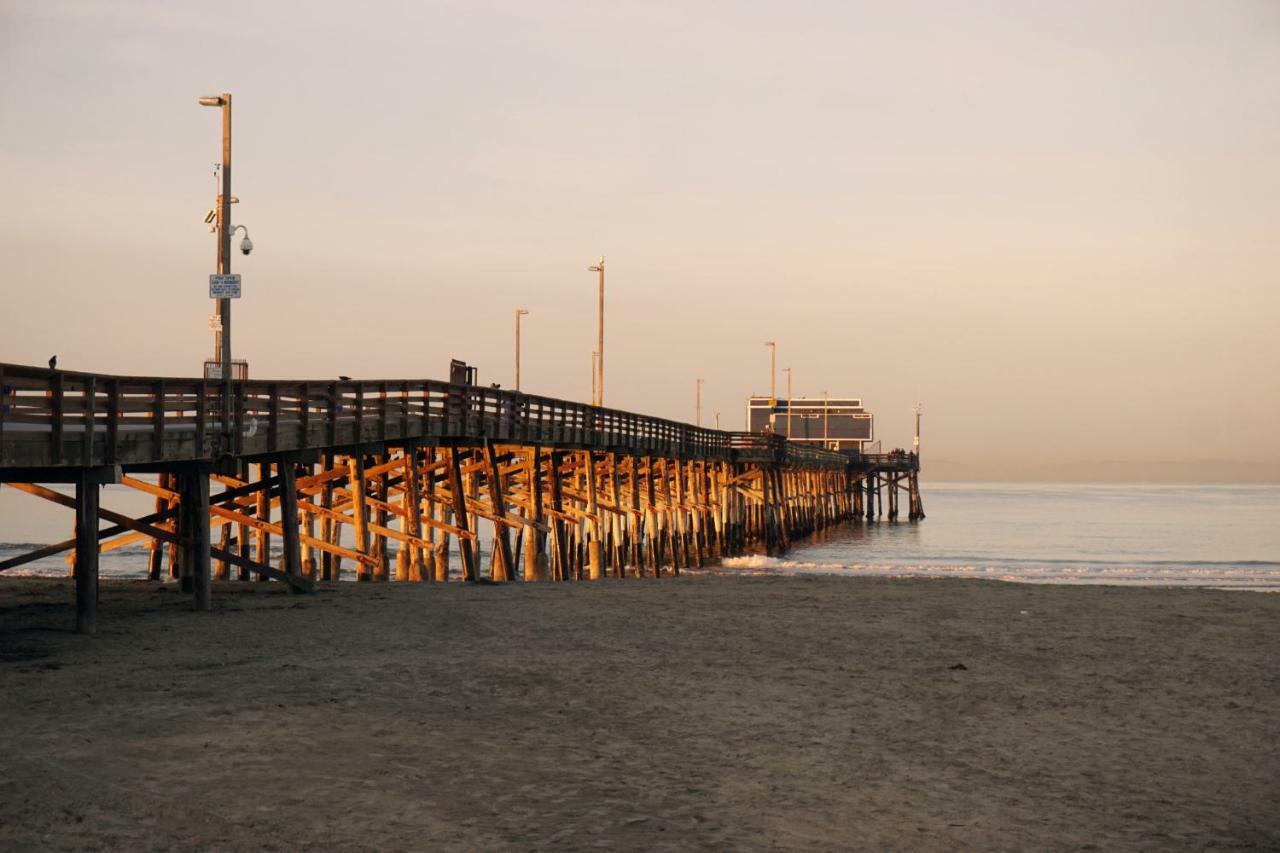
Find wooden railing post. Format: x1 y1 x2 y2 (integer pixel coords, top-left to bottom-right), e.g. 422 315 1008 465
50 370 65 465
268 383 280 452
152 379 165 460
354 385 364 441
400 381 409 437
81 375 96 467
195 380 208 458
427 379 437 432
327 382 338 446
299 382 310 448
105 379 119 465
378 381 388 441
234 382 246 457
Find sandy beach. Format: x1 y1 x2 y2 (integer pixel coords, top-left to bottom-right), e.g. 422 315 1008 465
1 574 1276 851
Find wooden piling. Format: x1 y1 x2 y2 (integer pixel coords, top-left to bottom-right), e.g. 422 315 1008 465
236 459 252 581
74 474 99 635
183 467 212 611
484 441 514 582
447 447 477 582
372 455 390 582
279 458 303 581
255 461 272 581
585 451 603 580
300 462 316 579
319 453 335 580
524 448 546 581
215 517 231 581
548 450 569 581
403 445 424 581
348 454 371 581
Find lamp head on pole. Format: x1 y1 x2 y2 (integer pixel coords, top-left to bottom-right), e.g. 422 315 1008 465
198 96 226 107
588 256 604 272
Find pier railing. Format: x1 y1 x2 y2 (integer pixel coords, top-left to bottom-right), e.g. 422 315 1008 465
845 450 920 472
0 363 848 470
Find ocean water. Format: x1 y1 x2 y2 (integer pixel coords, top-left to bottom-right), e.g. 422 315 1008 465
1 482 1277 589
722 483 1280 589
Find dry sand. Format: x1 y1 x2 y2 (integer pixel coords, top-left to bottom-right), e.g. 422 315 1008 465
1 574 1277 851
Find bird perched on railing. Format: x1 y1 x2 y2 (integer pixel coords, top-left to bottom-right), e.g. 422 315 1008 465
338 375 351 381
48 355 57 370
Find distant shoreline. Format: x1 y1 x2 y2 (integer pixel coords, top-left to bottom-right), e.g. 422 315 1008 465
922 465 1280 485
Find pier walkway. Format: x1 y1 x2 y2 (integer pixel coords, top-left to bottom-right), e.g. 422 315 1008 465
0 362 921 633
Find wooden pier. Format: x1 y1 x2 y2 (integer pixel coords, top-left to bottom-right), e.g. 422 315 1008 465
0 362 922 633
848 451 926 522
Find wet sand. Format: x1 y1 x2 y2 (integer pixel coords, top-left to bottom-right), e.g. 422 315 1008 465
1 574 1277 851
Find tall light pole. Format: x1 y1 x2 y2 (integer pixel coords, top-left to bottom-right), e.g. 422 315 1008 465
783 366 792 439
591 351 598 405
765 340 777 428
588 256 605 406
514 309 529 391
914 402 923 456
199 92 233 444
765 341 777 404
696 378 703 427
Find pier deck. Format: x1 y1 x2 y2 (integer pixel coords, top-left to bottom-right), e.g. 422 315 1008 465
0 362 921 633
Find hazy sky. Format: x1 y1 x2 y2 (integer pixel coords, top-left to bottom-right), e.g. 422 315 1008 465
2 1 1277 480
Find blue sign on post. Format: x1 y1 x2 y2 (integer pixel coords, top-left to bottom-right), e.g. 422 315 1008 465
209 274 242 298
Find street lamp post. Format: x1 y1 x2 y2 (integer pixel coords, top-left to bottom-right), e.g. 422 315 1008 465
914 402 923 456
199 93 234 444
696 378 703 427
765 340 777 428
514 309 529 391
783 366 792 439
765 341 777 403
591 351 598 405
588 256 605 406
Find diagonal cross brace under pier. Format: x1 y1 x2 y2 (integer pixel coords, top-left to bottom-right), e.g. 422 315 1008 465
0 475 284 573
4 482 312 592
